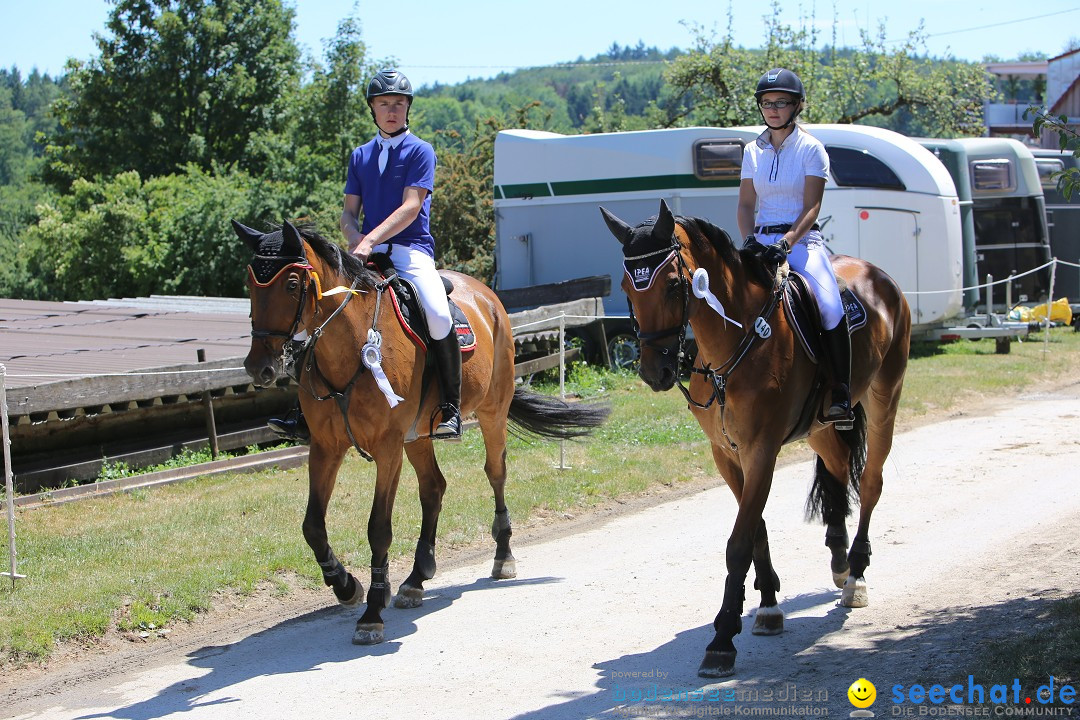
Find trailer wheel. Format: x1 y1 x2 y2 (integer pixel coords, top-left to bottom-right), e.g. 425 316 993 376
607 331 640 371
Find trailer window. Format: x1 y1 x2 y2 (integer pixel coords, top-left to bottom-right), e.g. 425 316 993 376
1035 159 1064 189
825 147 905 190
970 159 1015 192
693 140 744 180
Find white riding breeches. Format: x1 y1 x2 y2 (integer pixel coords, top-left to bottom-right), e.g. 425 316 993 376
372 242 453 340
756 230 845 330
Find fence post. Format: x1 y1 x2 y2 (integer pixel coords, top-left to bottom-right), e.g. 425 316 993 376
197 349 219 459
1045 260 1057 353
1 364 26 589
555 313 569 470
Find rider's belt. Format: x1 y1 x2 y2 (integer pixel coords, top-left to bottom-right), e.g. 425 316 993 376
755 222 820 235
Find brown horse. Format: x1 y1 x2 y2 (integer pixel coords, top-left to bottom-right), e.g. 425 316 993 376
233 220 609 645
601 200 910 677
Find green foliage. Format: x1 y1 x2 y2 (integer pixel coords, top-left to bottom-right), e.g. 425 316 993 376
1031 108 1080 201
662 1 991 136
19 164 290 300
43 0 300 187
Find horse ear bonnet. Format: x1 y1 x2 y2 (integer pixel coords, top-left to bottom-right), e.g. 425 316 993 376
249 229 292 284
622 215 676 293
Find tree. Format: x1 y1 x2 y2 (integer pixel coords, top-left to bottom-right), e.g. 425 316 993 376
661 1 992 136
43 0 299 188
1031 108 1080 200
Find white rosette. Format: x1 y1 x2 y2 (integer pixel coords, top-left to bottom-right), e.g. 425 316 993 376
691 268 743 329
361 329 404 408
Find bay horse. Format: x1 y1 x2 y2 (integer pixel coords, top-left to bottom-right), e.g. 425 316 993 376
601 200 910 677
233 220 609 645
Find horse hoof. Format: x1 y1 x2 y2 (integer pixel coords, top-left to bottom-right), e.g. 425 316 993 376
491 556 517 579
832 569 849 589
393 585 424 609
698 650 737 678
352 622 385 645
840 576 869 608
336 576 365 608
751 605 784 636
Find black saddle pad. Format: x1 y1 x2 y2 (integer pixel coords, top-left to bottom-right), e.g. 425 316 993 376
367 253 475 352
783 271 867 364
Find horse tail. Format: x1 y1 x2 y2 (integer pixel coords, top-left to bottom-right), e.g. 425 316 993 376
804 403 867 523
506 387 611 440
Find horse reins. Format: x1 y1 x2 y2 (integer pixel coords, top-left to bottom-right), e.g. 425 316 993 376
626 234 788 452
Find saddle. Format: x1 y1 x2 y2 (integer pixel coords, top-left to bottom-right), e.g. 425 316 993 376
778 270 868 444
366 252 476 353
783 272 867 364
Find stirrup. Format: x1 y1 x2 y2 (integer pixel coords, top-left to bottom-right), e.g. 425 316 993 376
267 409 310 444
431 404 462 441
824 387 854 430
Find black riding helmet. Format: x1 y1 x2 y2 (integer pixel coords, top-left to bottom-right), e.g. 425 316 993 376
366 68 413 136
755 68 804 130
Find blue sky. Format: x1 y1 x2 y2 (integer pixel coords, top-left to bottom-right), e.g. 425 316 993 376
2 1 1079 87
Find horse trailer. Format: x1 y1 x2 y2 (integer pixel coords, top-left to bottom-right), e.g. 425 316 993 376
494 124 966 356
1031 148 1080 307
936 138 1052 309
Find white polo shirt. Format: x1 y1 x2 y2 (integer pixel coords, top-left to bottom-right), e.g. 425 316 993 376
740 124 829 227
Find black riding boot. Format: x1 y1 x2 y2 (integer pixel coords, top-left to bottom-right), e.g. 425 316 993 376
823 317 853 427
268 404 310 444
430 333 462 440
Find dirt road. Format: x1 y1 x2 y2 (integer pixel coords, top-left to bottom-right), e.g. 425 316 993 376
5 382 1080 720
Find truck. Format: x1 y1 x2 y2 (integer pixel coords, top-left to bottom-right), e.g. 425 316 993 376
494 124 973 363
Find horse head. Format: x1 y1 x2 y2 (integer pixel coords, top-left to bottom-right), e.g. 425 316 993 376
602 199 758 392
232 219 315 388
601 199 697 391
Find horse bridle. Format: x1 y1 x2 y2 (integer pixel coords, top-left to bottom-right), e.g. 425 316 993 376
625 232 788 452
246 250 376 461
247 254 317 342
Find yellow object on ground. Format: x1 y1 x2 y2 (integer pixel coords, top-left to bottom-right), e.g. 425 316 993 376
1008 298 1073 326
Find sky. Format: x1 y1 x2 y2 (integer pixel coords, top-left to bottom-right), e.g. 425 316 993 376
2 1 1079 88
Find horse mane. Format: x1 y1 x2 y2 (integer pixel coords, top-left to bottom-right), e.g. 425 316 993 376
295 225 382 290
675 216 774 288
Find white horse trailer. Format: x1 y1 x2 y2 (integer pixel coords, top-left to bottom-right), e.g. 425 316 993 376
494 125 965 351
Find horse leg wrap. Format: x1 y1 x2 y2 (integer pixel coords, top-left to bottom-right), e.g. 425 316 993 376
491 508 513 542
370 563 391 609
318 549 347 588
825 525 849 549
850 539 872 556
753 571 780 593
319 550 362 606
414 540 437 581
711 608 743 639
848 538 872 579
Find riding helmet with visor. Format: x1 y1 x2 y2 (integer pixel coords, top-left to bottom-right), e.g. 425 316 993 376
754 68 804 129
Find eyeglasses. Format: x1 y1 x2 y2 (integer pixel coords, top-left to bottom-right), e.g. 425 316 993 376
759 99 795 109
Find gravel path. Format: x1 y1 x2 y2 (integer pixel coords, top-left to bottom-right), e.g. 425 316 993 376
5 382 1080 720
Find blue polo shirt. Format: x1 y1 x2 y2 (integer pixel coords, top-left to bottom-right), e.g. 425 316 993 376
344 132 437 257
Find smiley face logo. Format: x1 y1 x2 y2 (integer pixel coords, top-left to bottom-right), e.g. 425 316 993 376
848 678 876 708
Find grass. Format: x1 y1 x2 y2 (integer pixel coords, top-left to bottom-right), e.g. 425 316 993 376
2 327 1079 666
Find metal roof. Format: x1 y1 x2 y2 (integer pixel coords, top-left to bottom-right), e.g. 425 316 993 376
0 297 252 390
